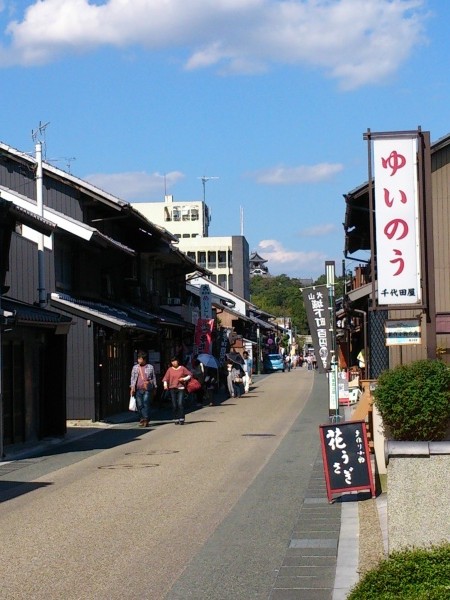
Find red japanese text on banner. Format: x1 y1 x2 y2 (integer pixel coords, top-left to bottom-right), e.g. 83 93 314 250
373 136 421 305
194 318 214 354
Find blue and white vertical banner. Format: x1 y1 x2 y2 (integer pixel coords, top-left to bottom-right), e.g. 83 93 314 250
200 284 212 318
373 135 422 306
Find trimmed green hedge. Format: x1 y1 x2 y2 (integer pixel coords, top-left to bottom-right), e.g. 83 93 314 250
373 359 450 441
347 544 450 599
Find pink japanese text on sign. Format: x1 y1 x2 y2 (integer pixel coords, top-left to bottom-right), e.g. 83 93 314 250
373 136 421 305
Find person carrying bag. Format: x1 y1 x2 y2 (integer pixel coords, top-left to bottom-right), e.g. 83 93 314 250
162 356 192 425
130 351 157 427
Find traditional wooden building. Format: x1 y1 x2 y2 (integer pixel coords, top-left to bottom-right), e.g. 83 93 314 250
0 198 71 454
343 131 450 377
0 142 203 437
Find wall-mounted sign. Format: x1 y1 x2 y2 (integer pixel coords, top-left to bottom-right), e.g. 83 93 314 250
373 135 422 306
385 318 421 346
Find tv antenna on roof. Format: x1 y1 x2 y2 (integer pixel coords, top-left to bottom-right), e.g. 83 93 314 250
47 156 76 173
32 121 50 158
198 175 219 203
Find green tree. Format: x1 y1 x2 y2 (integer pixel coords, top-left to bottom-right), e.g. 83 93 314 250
250 272 347 338
250 274 308 334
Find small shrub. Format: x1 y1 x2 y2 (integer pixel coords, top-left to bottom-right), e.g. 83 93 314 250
373 359 450 441
347 543 450 600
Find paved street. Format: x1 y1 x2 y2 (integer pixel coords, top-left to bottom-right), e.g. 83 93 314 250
0 368 334 600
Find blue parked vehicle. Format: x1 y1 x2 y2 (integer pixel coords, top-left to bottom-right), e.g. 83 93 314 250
263 353 285 373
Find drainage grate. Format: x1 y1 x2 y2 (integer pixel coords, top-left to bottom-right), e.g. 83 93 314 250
242 433 275 437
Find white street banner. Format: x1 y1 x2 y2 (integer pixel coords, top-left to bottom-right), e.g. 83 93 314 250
373 136 421 305
200 284 212 318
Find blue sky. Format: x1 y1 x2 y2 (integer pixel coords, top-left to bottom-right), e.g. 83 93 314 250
1 0 449 279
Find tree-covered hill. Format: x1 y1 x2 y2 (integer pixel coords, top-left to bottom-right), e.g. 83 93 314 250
250 274 309 334
250 273 345 335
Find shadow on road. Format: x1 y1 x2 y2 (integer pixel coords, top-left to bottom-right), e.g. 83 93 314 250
0 481 52 503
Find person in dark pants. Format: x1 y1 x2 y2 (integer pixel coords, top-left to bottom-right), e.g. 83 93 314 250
162 357 192 425
130 351 157 427
233 366 245 398
191 358 206 407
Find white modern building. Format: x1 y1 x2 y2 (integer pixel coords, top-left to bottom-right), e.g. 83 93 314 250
134 194 210 239
133 195 250 300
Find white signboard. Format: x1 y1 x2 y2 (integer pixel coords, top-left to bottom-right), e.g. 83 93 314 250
328 369 338 411
385 319 421 346
200 284 212 319
373 136 421 305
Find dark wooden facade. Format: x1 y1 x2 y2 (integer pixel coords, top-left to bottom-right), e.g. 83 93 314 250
0 142 200 434
0 199 70 454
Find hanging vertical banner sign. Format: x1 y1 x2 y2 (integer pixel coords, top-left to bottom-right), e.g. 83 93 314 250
194 318 214 354
217 327 232 366
200 284 212 318
301 285 332 373
373 136 422 305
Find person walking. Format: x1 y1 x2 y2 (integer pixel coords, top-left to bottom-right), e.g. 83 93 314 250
203 368 217 406
242 351 253 393
191 358 206 407
130 351 157 427
226 360 245 398
226 361 235 398
285 354 291 372
162 356 192 425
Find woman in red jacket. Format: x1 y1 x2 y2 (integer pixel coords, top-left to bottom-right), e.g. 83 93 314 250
162 356 192 425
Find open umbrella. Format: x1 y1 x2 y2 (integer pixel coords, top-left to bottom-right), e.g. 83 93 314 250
196 353 220 369
226 351 245 366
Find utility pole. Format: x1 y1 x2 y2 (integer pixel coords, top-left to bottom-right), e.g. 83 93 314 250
32 122 49 307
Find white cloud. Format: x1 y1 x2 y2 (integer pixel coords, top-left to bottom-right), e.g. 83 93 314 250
251 162 344 185
84 170 185 201
299 223 337 237
0 0 427 88
257 239 328 278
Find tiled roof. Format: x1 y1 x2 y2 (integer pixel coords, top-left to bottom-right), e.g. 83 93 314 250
2 297 72 326
50 293 158 333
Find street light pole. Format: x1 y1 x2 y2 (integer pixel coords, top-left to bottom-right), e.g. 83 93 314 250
257 325 262 374
326 261 340 422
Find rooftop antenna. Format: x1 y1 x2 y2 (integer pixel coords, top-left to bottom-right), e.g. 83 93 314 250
31 121 50 159
47 156 76 173
198 175 219 203
64 157 76 173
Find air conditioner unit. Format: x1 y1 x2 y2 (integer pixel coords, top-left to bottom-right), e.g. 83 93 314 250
167 297 181 306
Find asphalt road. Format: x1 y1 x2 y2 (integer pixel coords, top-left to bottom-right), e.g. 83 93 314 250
0 368 328 600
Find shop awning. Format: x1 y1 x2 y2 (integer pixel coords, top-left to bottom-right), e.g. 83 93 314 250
248 315 275 330
1 297 72 334
50 293 158 334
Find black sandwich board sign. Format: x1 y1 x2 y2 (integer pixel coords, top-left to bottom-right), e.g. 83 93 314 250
319 420 376 503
